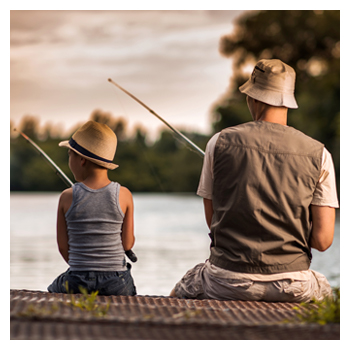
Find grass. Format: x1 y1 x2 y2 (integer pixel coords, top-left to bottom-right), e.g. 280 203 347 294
18 303 60 318
292 287 340 325
65 281 110 317
18 283 110 318
68 286 110 317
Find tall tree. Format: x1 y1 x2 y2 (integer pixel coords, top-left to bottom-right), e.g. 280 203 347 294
212 10 340 193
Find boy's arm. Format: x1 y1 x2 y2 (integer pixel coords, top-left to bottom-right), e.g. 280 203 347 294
120 186 135 251
56 188 72 263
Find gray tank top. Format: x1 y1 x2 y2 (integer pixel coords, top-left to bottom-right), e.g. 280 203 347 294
66 182 127 271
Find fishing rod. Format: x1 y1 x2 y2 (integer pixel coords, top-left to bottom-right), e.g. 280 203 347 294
15 130 137 263
108 78 205 158
15 130 74 188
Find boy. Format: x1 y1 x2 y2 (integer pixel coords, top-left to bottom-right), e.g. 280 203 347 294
48 120 136 296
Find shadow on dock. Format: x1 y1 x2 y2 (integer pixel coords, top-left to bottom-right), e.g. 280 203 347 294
10 289 340 340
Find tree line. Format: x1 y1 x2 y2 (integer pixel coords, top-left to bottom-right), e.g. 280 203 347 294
10 10 340 196
10 113 210 193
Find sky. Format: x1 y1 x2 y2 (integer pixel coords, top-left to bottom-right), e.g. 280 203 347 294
10 10 247 140
6 5 349 307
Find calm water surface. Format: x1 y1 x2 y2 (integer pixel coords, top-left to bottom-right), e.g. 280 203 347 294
10 193 340 296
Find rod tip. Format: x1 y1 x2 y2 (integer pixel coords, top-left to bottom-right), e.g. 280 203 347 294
108 78 112 82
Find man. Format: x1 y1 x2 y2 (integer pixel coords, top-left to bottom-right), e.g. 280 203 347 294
171 59 339 302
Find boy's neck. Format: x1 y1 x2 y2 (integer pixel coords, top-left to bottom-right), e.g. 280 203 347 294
81 168 111 190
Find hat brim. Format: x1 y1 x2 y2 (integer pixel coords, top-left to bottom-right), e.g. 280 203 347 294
59 140 119 170
239 79 298 109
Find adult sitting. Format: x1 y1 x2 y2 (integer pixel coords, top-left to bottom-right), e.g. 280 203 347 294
171 59 339 302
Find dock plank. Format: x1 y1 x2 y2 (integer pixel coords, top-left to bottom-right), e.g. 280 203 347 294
10 289 340 340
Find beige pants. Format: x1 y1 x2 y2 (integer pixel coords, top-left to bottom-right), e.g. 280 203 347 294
174 262 333 302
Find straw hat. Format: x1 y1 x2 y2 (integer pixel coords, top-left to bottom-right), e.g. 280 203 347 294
239 59 298 109
59 121 119 170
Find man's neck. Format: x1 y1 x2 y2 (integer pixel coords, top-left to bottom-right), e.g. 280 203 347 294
254 105 288 125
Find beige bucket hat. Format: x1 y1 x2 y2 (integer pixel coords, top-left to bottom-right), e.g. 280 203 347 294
239 59 298 109
59 120 119 170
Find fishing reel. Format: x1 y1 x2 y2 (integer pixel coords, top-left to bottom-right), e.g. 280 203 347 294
125 250 137 263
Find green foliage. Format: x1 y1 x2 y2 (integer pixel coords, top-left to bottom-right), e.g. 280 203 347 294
172 309 202 319
11 11 339 194
18 302 60 318
213 10 340 196
64 281 110 317
17 284 110 319
10 133 70 192
68 286 110 317
10 114 209 193
109 130 208 192
292 287 340 325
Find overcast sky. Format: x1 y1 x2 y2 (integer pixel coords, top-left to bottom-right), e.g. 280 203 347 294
10 10 247 140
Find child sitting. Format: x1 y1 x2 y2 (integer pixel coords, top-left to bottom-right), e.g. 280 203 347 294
48 120 136 296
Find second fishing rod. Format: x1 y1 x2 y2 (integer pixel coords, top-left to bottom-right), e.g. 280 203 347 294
108 78 206 158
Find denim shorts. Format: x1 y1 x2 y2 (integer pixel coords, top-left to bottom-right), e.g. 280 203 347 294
48 263 136 296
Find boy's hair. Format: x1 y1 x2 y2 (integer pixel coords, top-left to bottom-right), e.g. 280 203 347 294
70 149 106 170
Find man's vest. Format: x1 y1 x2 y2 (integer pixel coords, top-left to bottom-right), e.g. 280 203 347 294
209 121 324 274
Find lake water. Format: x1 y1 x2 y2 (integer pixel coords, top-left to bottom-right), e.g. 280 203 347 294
10 193 340 296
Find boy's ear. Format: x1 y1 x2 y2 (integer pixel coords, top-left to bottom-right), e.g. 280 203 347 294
80 157 87 166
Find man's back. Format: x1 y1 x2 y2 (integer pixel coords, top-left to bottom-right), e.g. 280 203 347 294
210 121 324 274
171 59 338 302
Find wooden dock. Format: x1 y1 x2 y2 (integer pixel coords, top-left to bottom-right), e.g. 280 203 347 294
10 289 340 340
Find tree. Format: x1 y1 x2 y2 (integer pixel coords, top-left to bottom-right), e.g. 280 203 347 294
90 109 128 141
212 10 340 195
11 113 207 192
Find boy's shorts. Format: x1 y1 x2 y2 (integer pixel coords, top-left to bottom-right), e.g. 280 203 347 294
48 263 136 296
174 261 333 302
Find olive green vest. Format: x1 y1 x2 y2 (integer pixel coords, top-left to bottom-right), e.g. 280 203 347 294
209 121 323 274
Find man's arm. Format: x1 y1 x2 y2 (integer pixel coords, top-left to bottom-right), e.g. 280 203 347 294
309 205 335 251
203 198 213 229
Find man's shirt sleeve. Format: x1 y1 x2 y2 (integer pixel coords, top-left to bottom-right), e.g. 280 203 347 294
196 133 220 200
311 147 339 208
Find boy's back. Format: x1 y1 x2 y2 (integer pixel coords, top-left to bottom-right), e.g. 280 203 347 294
66 182 126 271
47 121 136 296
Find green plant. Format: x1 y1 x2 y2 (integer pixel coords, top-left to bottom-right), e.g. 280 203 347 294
66 282 110 317
292 287 340 325
16 283 110 319
172 309 202 319
18 302 59 318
